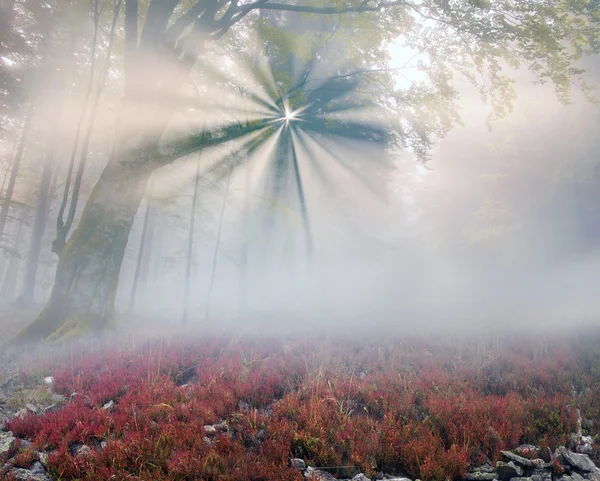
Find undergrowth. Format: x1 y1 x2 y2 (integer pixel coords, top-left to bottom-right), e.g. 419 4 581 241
1 330 599 480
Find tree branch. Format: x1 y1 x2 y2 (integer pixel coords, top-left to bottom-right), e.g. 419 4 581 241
246 0 408 15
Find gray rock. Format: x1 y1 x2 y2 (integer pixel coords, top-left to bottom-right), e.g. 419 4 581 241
582 436 593 445
41 404 57 414
0 431 15 456
558 447 597 472
25 404 38 414
29 461 46 475
38 452 49 467
500 451 550 469
69 443 91 457
102 400 114 411
351 474 371 481
584 469 600 481
203 425 217 434
290 458 306 470
467 472 498 481
496 461 523 480
8 467 52 481
557 473 586 481
475 464 496 474
19 439 33 449
577 444 593 456
214 421 228 432
304 467 336 480
530 469 551 481
50 394 65 405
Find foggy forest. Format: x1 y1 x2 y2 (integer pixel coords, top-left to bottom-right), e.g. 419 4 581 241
1 0 600 480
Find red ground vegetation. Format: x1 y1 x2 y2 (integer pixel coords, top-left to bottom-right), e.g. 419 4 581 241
2 330 600 480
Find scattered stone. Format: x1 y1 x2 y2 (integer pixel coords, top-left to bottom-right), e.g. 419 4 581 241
41 404 57 414
25 403 38 414
290 458 306 470
584 469 600 481
19 439 33 449
213 420 228 432
50 394 65 405
16 408 27 419
304 466 336 480
8 464 52 481
558 447 597 472
467 472 498 481
102 400 114 411
351 474 370 481
530 469 551 481
69 443 92 457
497 461 524 479
557 473 586 481
43 377 53 389
38 452 49 467
577 444 593 456
203 436 214 447
475 464 497 474
501 451 550 469
0 431 15 456
29 461 47 475
203 425 217 434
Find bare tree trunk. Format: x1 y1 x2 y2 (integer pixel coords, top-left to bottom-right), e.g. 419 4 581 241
138 198 155 294
128 181 153 311
0 105 33 244
20 154 55 305
183 155 202 326
205 172 232 321
1 211 25 301
238 163 250 313
13 146 155 343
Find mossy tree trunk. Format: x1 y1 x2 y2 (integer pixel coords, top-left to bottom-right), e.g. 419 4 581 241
14 144 157 343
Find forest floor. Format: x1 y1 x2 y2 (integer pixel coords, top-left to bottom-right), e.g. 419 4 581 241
0 311 600 481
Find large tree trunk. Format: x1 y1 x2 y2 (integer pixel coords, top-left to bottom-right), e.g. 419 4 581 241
14 145 156 343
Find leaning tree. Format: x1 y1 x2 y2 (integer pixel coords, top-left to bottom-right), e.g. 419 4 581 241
12 0 600 343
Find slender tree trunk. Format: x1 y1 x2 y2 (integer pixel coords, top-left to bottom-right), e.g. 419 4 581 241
0 105 33 244
205 172 232 321
128 181 153 311
20 155 55 305
14 145 156 343
183 155 202 326
1 212 24 301
138 199 155 294
238 162 250 312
